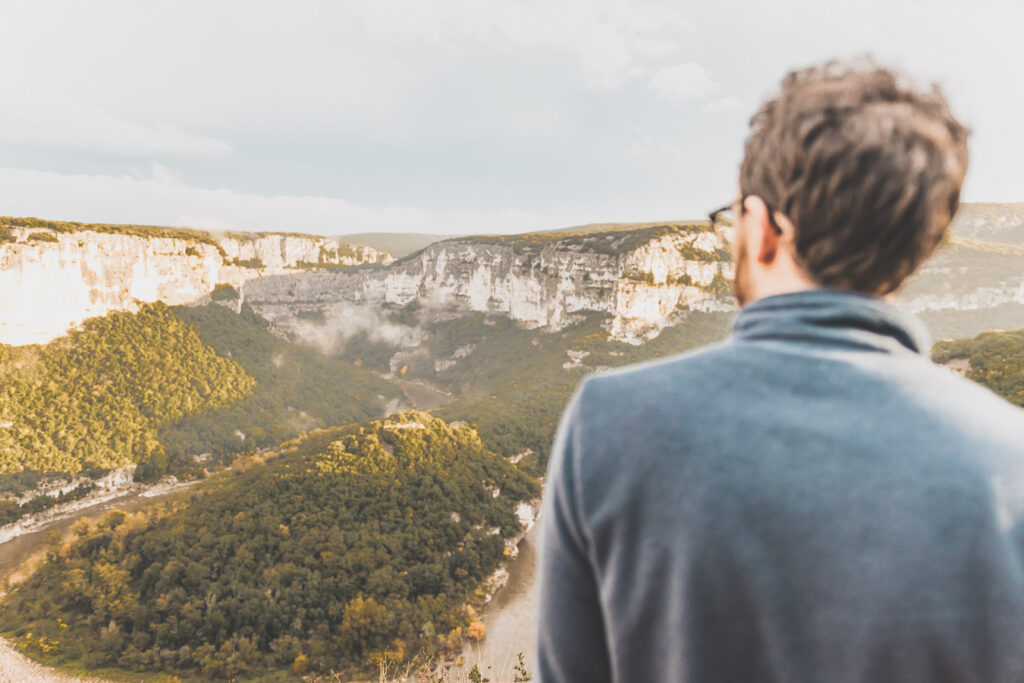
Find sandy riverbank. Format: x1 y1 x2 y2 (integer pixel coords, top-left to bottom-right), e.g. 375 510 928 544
0 638 111 683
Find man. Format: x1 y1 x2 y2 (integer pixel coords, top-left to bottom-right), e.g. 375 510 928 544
538 60 1024 682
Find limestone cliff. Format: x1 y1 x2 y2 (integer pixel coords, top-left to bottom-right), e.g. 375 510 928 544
244 224 735 343
239 213 1024 346
6 206 1020 350
0 225 390 345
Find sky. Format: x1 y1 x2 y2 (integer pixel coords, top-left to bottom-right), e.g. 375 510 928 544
0 0 1021 237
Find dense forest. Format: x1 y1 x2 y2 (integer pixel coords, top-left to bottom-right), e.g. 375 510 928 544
0 303 253 479
160 304 403 474
0 301 402 503
933 327 1024 405
0 413 539 679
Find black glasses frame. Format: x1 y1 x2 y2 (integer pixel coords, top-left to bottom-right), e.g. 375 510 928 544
708 195 783 235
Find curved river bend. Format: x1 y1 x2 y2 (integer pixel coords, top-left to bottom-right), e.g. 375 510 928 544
0 378 536 681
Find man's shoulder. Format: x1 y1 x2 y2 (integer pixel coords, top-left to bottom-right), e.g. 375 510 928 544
572 337 1024 443
904 356 1024 444
572 341 741 421
590 340 734 381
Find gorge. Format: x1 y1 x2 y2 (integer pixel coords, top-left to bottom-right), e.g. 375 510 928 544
4 203 1024 680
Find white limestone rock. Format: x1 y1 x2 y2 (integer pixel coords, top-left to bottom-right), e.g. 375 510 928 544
0 227 390 345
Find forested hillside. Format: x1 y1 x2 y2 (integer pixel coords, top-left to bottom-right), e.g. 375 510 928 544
0 413 538 679
933 328 1024 405
340 307 734 476
160 304 402 474
0 303 253 477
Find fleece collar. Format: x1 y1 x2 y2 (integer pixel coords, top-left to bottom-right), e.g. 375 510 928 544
731 289 931 356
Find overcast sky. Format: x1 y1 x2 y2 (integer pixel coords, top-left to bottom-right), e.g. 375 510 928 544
0 0 1020 236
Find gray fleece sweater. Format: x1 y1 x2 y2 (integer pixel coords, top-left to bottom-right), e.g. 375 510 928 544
538 289 1024 682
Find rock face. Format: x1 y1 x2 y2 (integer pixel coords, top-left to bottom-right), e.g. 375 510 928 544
218 233 385 270
244 225 736 343
238 214 1024 345
6 205 1022 349
0 227 389 345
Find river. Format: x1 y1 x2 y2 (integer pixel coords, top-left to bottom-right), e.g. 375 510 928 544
0 481 198 682
392 375 541 679
0 378 536 682
457 524 538 680
1 481 540 682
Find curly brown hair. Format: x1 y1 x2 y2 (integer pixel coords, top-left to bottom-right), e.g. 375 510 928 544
740 59 969 294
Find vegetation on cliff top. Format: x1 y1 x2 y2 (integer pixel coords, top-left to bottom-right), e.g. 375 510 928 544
0 216 387 264
0 216 227 251
0 302 254 478
0 413 538 679
409 221 716 261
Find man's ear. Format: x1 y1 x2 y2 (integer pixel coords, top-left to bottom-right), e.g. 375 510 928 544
744 195 780 265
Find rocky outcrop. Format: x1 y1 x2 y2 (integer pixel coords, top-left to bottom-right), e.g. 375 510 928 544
243 225 735 343
0 227 390 345
13 466 135 505
218 233 387 270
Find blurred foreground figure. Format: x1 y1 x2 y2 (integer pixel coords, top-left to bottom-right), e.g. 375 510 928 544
538 60 1024 682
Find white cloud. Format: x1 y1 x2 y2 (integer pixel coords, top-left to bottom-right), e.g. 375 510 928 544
648 62 718 103
0 167 552 236
0 98 232 158
0 0 1018 221
702 96 744 114
0 1 698 157
349 0 695 89
148 162 184 186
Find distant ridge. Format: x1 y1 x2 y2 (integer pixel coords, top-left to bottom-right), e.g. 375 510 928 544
338 222 703 258
0 215 371 246
338 232 456 258
538 219 703 234
949 202 1024 244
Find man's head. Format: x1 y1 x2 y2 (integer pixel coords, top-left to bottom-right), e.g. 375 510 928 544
731 60 969 306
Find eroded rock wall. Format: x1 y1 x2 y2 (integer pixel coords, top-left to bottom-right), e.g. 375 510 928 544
0 228 389 345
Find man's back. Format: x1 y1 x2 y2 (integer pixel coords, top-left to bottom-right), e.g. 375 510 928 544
538 290 1024 682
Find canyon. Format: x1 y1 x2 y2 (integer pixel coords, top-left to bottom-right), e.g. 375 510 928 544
4 204 1024 681
243 224 736 344
4 205 1024 350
